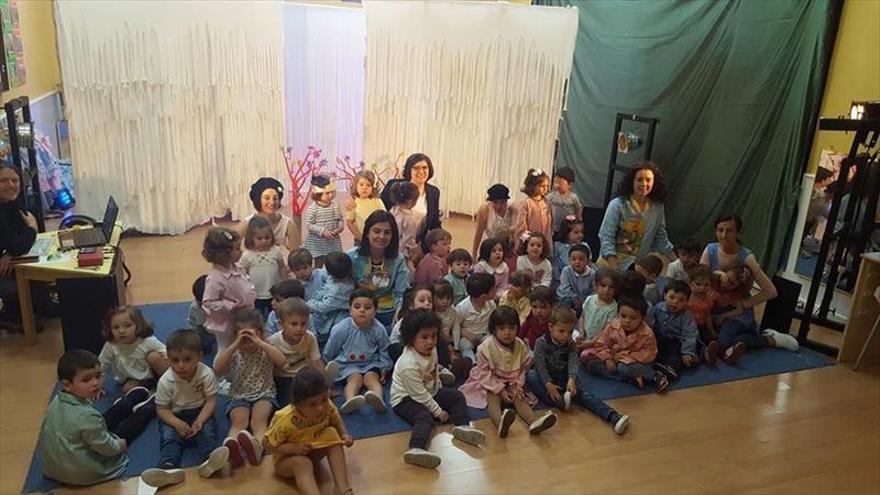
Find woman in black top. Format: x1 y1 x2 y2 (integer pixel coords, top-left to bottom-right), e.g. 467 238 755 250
380 153 442 250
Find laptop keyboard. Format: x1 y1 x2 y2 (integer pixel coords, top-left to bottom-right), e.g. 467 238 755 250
75 228 105 246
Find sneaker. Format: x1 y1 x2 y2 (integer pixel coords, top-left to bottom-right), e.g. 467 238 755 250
763 329 799 352
634 376 645 390
439 366 456 386
498 408 516 438
653 362 678 381
704 341 720 366
562 391 572 411
223 437 245 467
452 426 486 446
324 361 340 384
655 372 669 393
613 414 630 435
340 395 366 415
131 393 156 414
141 468 185 488
403 448 441 469
364 391 387 413
723 342 747 365
528 412 557 435
197 446 230 479
237 430 263 466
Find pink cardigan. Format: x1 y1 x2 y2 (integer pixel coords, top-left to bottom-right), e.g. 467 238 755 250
582 318 657 365
515 196 553 255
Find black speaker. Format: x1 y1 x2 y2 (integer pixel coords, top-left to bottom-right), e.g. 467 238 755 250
760 275 801 333
57 276 119 354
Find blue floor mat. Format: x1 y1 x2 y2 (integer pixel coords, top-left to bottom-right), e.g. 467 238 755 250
23 301 834 493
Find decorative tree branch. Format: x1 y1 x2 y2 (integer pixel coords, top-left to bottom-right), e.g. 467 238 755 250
283 146 328 217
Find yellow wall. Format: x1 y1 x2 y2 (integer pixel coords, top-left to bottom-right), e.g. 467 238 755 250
807 0 880 172
1 0 60 103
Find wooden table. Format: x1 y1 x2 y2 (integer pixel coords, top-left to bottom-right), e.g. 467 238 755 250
839 252 880 369
13 226 125 345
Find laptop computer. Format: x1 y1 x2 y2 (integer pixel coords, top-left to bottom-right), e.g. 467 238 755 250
59 196 119 248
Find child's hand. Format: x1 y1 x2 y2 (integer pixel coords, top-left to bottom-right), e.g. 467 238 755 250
344 198 356 211
682 354 695 368
545 382 562 403
437 410 450 423
577 339 594 351
499 388 513 402
605 359 618 373
342 434 354 447
117 438 128 451
172 419 191 438
566 378 578 396
379 370 388 384
187 419 204 438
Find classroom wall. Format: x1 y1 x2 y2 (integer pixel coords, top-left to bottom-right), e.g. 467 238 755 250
1 0 60 103
806 0 880 172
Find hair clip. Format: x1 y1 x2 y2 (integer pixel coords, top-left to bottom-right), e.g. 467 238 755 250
223 230 233 240
530 168 544 177
519 231 532 242
565 214 577 222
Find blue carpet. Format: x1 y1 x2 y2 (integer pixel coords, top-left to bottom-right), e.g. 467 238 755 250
23 301 834 493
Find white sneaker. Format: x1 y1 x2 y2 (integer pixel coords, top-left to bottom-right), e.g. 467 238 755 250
613 415 631 435
403 448 441 469
562 391 572 411
528 412 557 435
141 468 185 488
364 390 387 413
452 426 486 446
498 409 516 438
324 361 340 385
339 395 366 415
763 329 799 352
438 366 456 386
197 446 230 479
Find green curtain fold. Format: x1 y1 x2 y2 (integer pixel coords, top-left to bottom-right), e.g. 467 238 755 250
539 0 839 268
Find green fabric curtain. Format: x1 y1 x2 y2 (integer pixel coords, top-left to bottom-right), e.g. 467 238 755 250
538 0 839 268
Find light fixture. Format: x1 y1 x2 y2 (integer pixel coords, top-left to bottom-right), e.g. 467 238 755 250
617 132 643 154
849 101 880 120
15 121 34 147
51 186 76 210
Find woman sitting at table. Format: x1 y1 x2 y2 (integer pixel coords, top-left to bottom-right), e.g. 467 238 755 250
0 164 56 329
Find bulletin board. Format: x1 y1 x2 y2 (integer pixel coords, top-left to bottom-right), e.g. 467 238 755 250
0 0 26 90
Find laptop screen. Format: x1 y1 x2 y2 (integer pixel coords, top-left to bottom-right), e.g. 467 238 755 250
101 196 118 241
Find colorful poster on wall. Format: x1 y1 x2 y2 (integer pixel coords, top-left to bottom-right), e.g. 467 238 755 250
0 0 26 88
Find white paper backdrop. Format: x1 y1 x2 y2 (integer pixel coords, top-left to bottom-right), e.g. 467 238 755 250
284 3 366 182
363 1 578 216
55 0 286 234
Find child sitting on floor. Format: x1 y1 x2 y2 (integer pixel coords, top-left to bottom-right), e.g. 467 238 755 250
187 275 215 353
142 330 230 488
581 297 669 393
323 289 394 415
578 268 619 346
202 227 256 359
444 248 472 306
391 310 486 469
241 215 287 317
38 350 148 486
460 306 557 438
518 285 554 349
266 279 306 336
270 298 338 407
666 238 702 282
557 244 594 316
99 305 168 393
650 280 699 381
526 306 630 434
499 270 533 323
266 368 354 495
552 216 591 284
389 285 435 361
214 309 286 468
414 228 452 287
289 248 328 302
634 254 665 306
473 237 510 295
454 272 498 364
307 252 355 345
686 265 720 363
516 231 553 287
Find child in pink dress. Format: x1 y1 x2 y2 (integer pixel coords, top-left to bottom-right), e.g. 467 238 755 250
460 306 556 438
389 181 425 273
202 227 257 360
515 168 553 256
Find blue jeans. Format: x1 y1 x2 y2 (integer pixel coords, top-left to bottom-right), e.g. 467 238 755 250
158 407 218 468
717 317 766 350
586 360 656 384
526 369 618 422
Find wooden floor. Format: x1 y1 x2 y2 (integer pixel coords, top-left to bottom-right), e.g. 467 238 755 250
1 216 878 495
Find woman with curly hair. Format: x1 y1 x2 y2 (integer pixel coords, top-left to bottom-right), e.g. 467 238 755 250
597 161 674 271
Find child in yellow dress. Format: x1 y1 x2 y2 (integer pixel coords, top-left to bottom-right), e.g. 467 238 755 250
266 368 354 495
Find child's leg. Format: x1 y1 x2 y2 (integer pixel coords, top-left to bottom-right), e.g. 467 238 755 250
194 417 219 461
525 368 562 408
121 379 143 393
158 413 189 468
584 359 615 378
617 363 655 383
275 455 320 495
227 406 251 439
486 392 504 426
363 371 383 397
512 398 538 424
249 400 274 443
574 374 620 423
323 445 352 495
108 398 156 443
391 398 436 450
717 319 765 350
146 350 169 378
434 387 470 427
344 373 364 400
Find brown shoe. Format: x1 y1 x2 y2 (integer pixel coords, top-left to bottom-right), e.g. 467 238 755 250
655 372 669 394
704 341 720 366
723 342 747 365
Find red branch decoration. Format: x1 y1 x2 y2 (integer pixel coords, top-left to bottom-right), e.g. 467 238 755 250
283 146 328 217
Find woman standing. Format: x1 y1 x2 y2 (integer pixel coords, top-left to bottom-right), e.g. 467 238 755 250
347 210 410 329
381 153 441 246
597 161 674 270
471 184 517 259
243 177 298 251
